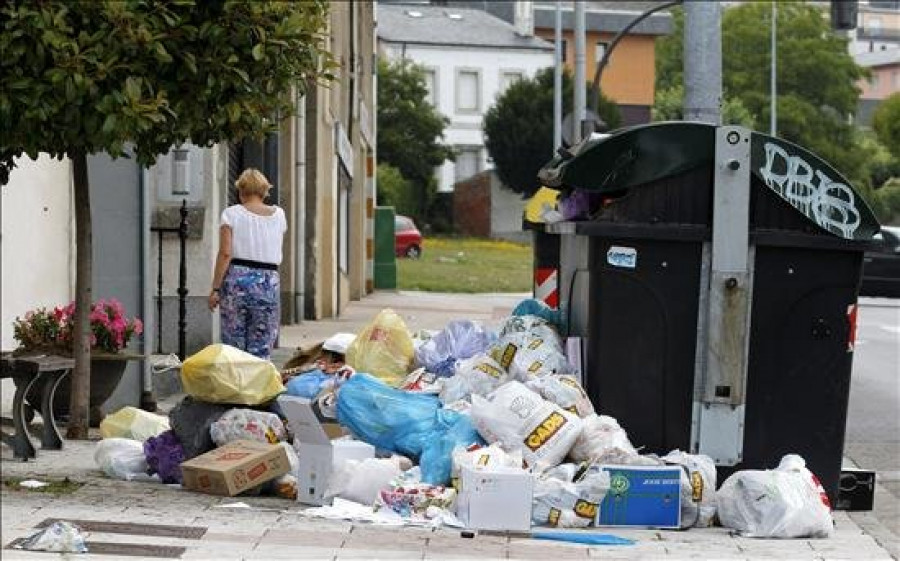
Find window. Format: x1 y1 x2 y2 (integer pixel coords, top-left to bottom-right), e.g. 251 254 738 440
595 41 608 65
423 68 438 107
455 147 481 183
499 71 524 94
455 69 481 113
561 39 568 63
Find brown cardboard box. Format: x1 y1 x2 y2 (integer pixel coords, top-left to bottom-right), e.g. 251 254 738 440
181 440 290 496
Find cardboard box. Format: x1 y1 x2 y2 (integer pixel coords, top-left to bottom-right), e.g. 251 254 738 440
457 465 534 532
277 395 375 505
596 465 682 528
181 439 290 497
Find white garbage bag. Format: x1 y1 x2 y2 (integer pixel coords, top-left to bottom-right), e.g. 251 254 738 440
94 438 154 481
324 457 404 505
490 331 571 381
209 408 287 446
663 450 717 528
470 381 582 471
716 454 833 538
568 414 641 464
525 375 594 418
439 354 509 404
451 444 523 487
532 465 611 528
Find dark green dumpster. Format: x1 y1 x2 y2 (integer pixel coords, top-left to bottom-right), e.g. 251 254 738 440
538 122 880 503
373 206 397 289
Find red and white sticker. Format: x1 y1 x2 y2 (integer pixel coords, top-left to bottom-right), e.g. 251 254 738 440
535 267 559 309
846 304 858 352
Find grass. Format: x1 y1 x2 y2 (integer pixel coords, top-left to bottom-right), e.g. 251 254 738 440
398 237 533 292
3 476 83 495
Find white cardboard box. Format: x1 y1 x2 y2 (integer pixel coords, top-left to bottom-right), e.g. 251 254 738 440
457 465 534 532
277 395 375 505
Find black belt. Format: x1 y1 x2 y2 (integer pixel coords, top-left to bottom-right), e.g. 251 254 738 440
231 258 278 271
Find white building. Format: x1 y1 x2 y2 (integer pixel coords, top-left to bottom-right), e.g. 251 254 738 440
377 2 554 193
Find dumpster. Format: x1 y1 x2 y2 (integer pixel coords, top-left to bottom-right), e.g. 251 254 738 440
373 206 397 289
537 122 880 503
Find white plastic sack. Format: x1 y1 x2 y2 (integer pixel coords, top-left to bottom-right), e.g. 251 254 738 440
272 443 301 500
450 444 523 487
663 450 717 528
439 354 508 405
209 408 287 446
498 315 563 347
490 331 571 381
324 457 403 505
532 466 611 528
415 320 495 377
525 375 594 418
94 438 153 481
17 521 87 553
568 414 641 464
716 454 833 538
470 381 582 471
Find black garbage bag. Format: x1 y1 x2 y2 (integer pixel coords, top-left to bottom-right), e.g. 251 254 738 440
169 396 228 460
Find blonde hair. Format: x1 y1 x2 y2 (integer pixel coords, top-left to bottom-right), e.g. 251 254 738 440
235 168 271 198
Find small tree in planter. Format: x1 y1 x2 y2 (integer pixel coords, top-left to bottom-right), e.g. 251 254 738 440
0 1 334 438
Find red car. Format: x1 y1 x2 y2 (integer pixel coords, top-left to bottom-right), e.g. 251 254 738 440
395 215 423 258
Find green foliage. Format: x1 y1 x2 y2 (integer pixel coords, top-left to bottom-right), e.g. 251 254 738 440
653 84 756 128
0 0 333 180
376 163 417 218
483 67 622 198
873 93 900 160
376 59 453 216
654 2 869 183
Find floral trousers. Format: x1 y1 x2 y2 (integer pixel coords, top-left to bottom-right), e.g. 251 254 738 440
220 264 280 359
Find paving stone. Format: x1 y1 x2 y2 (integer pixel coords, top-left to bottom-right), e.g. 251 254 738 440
261 529 348 548
336 547 425 559
241 544 337 560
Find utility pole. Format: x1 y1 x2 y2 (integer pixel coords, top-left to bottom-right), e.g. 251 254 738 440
554 1 562 153
770 1 777 136
573 0 586 142
683 0 722 124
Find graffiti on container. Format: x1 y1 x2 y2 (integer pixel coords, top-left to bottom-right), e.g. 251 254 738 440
757 142 860 239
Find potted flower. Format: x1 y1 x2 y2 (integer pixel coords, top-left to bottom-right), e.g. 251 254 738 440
12 299 143 425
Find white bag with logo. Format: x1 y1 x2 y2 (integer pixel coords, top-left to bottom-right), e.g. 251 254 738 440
663 450 717 528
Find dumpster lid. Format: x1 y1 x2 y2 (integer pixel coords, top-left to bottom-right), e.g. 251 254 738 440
537 122 880 241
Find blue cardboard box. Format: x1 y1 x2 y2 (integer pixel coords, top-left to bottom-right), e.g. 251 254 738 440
596 465 682 528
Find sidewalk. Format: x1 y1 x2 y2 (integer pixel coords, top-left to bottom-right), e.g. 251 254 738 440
1 290 897 560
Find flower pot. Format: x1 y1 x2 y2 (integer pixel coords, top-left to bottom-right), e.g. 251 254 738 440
18 354 129 427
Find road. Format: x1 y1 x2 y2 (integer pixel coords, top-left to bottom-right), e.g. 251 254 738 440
845 297 900 545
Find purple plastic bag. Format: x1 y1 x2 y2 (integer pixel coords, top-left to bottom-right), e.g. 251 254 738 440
143 430 186 484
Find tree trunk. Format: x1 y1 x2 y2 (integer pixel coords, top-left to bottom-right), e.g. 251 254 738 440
67 150 92 439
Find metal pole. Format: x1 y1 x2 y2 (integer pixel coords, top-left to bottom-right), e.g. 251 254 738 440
683 0 722 124
553 1 562 153
177 199 188 361
770 1 777 136
156 230 163 355
573 0 586 142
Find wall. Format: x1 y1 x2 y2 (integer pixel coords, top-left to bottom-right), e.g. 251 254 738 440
858 62 900 99
382 42 553 192
490 174 529 243
0 156 75 412
453 172 492 237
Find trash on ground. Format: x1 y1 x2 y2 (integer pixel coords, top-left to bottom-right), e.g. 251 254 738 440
143 430 186 484
532 464 610 528
169 396 229 460
596 465 684 528
180 439 291 497
99 406 170 442
345 309 415 387
415 319 495 378
663 450 717 528
716 454 833 538
16 521 87 553
209 408 287 446
531 530 635 546
181 343 284 404
325 457 404 505
94 438 157 482
457 465 534 532
17 479 49 489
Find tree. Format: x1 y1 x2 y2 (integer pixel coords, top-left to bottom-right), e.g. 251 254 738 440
376 59 453 219
873 93 900 160
483 68 622 198
655 3 869 182
376 163 417 217
1 1 332 438
652 84 756 128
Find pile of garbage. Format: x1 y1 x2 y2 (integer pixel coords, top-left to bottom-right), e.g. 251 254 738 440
94 301 834 538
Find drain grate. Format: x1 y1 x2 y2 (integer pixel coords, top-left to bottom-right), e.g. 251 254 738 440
5 538 185 558
36 519 207 539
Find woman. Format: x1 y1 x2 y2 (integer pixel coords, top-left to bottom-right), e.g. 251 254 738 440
208 168 287 359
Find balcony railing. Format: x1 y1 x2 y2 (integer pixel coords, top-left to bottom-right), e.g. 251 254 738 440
857 27 900 41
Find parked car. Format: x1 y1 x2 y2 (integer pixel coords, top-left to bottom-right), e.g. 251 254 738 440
860 226 900 298
395 215 423 258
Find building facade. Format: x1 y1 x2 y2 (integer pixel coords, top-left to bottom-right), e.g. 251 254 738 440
855 49 900 126
853 0 900 54
378 3 554 193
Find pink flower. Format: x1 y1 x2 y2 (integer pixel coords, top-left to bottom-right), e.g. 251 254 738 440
132 318 144 335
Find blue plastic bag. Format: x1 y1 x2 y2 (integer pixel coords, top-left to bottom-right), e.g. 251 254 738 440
336 374 483 484
415 320 496 377
285 369 333 399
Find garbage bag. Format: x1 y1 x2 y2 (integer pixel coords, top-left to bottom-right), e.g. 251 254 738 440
210 408 287 447
325 457 404 505
498 315 564 349
470 381 582 471
532 467 611 528
376 482 458 519
285 369 334 399
271 442 300 500
451 444 523 487
511 299 563 331
716 454 833 538
169 396 229 459
568 414 640 464
17 521 87 553
525 375 594 418
400 368 443 394
335 374 483 485
439 353 508 405
345 309 414 387
99 406 170 442
491 318 570 380
663 450 717 528
94 438 153 481
181 344 284 405
414 320 495 377
143 430 186 484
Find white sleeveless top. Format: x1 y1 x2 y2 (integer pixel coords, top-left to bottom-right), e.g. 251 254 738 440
221 204 287 265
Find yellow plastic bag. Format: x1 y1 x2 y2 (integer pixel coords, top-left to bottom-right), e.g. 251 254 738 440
345 309 414 387
181 344 285 405
100 406 170 442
